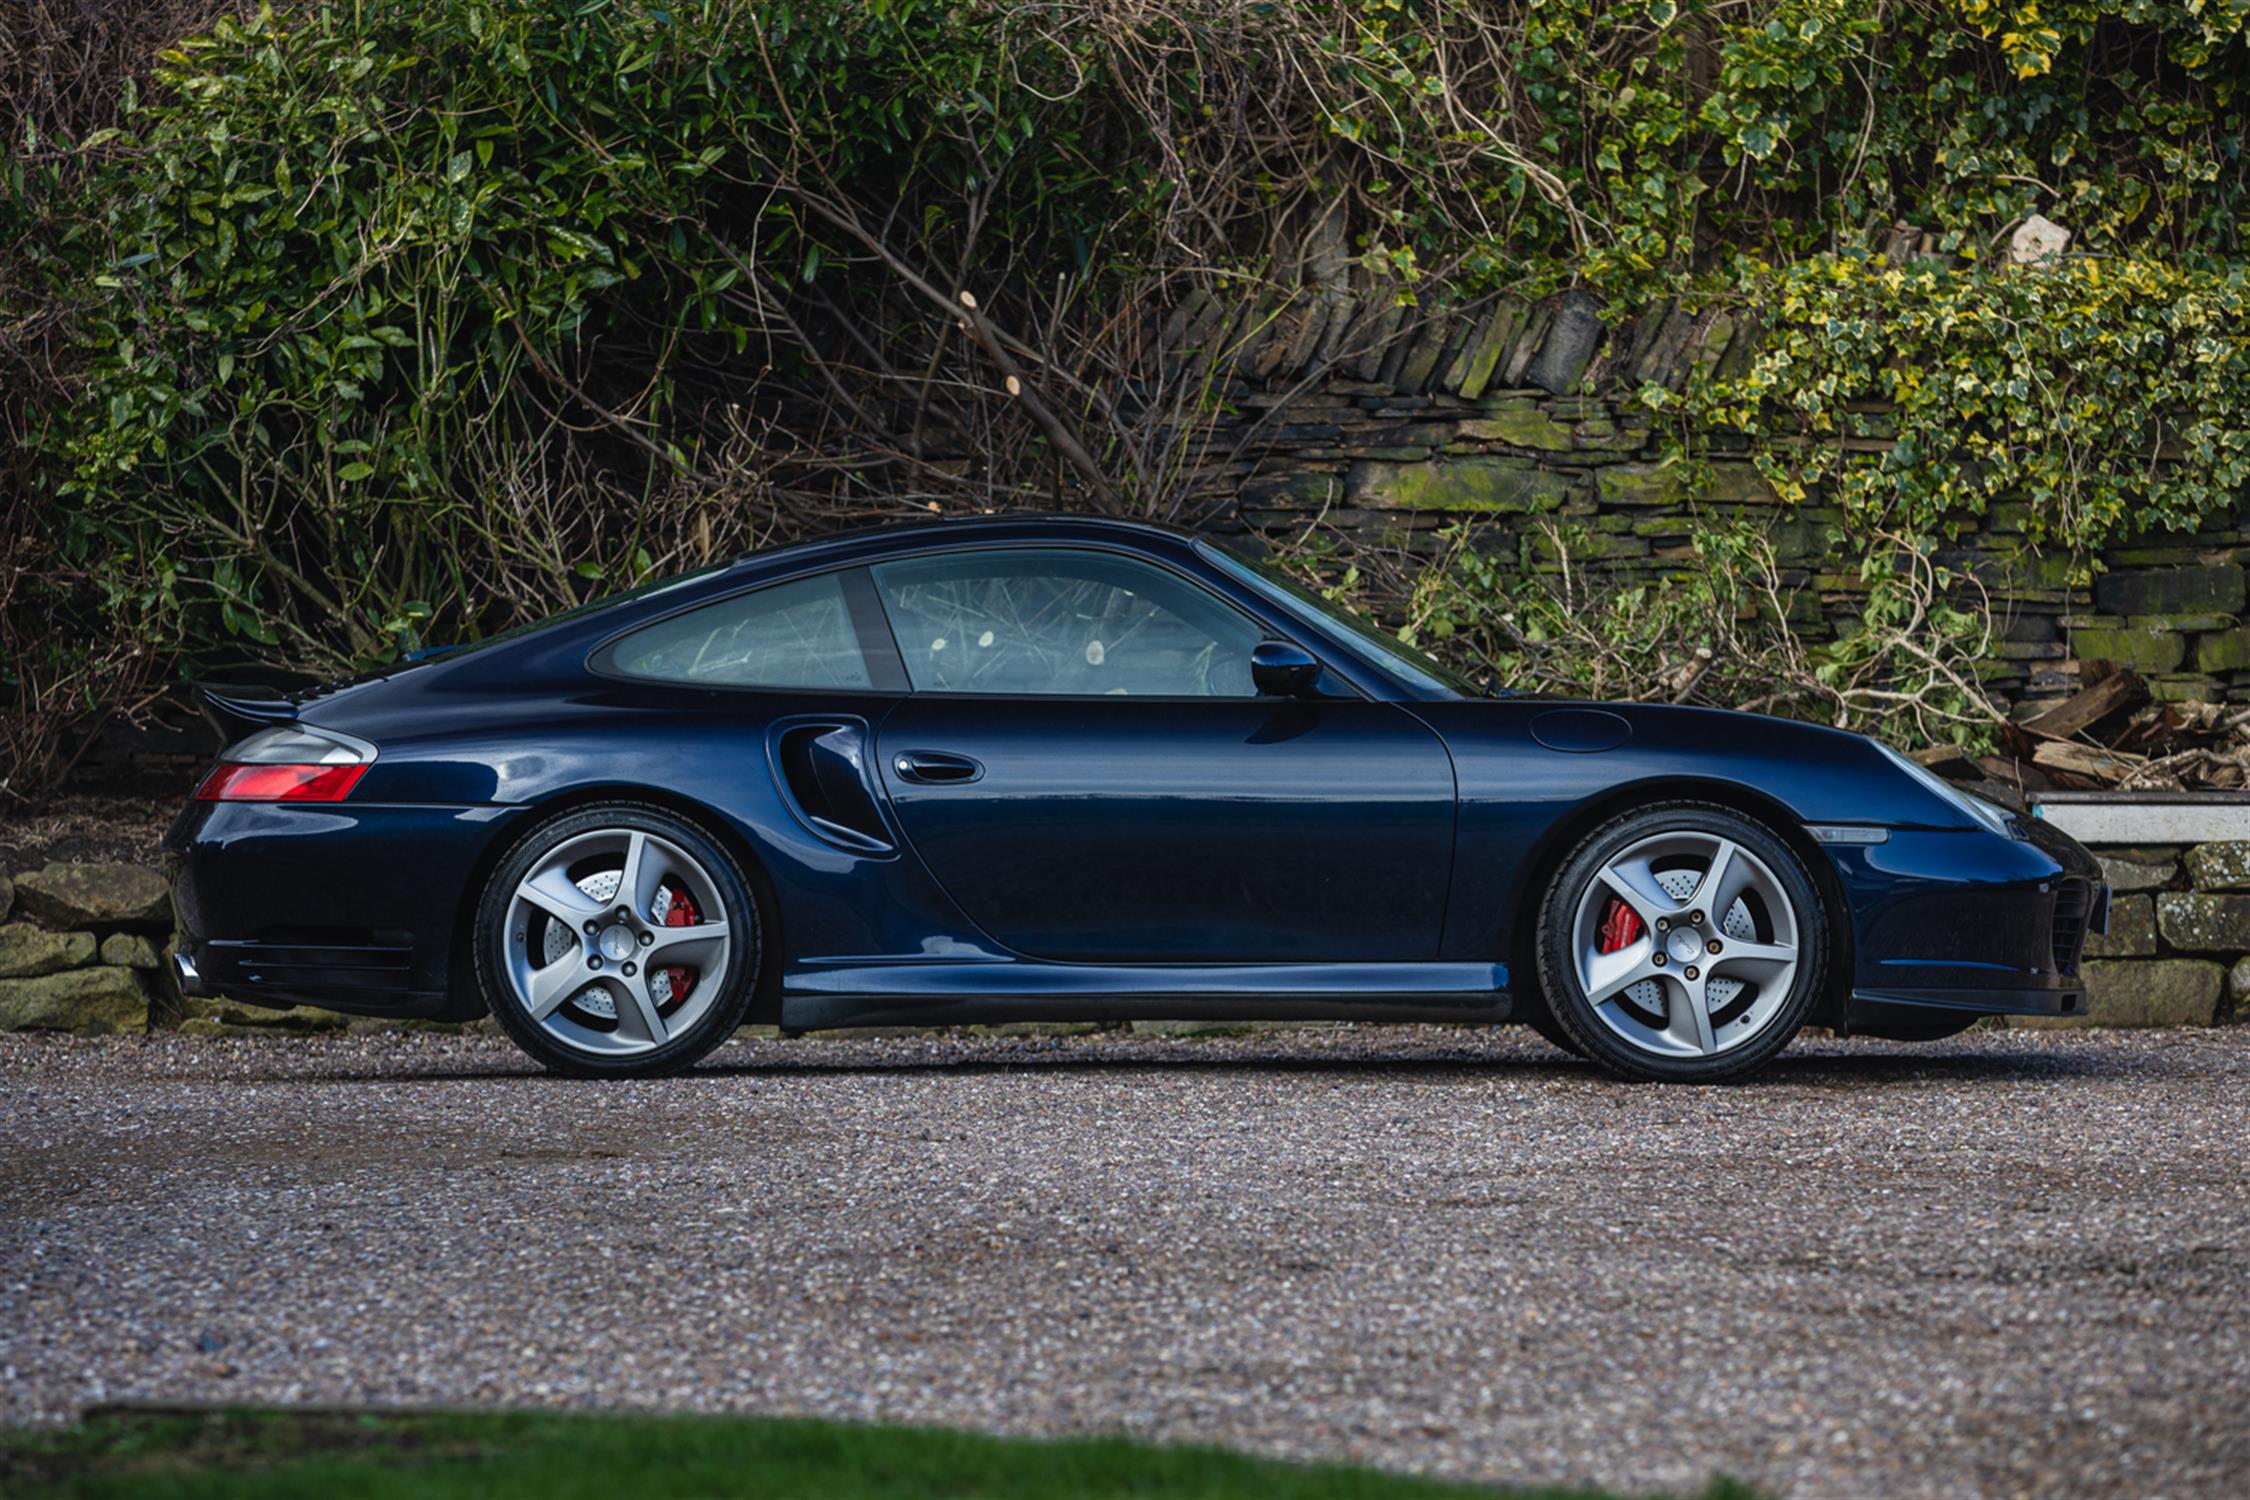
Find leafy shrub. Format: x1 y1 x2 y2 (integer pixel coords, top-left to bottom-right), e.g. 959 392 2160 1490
5 0 2250 786
1359 519 2005 751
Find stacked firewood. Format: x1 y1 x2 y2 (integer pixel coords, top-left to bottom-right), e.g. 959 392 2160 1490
1916 661 2250 800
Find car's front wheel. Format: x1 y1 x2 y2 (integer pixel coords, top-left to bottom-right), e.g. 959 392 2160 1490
1536 802 1827 1083
475 802 762 1077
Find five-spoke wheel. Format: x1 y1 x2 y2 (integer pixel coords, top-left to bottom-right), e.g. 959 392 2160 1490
1538 803 1826 1082
476 804 761 1076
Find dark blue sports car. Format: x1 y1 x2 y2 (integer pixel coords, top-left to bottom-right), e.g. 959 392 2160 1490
166 516 2106 1081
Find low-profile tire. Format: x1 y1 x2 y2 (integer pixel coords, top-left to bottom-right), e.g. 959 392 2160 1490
1518 1002 1587 1058
474 802 763 1078
1536 801 1828 1083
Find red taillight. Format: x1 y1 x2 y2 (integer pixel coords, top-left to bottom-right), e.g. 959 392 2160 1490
194 762 369 802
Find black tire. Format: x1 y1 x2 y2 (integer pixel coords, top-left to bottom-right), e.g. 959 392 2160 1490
1518 1002 1588 1058
1536 801 1828 1083
474 801 763 1078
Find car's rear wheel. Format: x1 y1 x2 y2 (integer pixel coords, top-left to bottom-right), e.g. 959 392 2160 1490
1536 802 1826 1083
475 803 761 1077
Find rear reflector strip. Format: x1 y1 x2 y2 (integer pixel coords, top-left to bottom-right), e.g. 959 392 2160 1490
195 762 369 802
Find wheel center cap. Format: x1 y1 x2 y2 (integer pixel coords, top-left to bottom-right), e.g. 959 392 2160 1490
598 924 637 962
1668 927 1704 965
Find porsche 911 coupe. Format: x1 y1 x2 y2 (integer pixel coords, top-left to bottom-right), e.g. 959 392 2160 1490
166 515 2107 1081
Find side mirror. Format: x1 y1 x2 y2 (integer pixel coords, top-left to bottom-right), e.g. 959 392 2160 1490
1251 640 1321 698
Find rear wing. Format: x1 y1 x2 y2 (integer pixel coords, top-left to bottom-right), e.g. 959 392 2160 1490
193 683 301 748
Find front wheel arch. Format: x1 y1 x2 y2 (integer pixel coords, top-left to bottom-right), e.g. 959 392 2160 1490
1534 798 1832 1080
1508 776 1852 1031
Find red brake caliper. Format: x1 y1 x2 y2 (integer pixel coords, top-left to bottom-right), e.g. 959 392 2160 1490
660 883 698 1011
1595 896 1645 955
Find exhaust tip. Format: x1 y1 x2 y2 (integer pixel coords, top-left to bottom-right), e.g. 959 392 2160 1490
172 951 205 995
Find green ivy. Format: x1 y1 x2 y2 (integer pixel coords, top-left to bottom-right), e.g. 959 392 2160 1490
1677 255 2250 555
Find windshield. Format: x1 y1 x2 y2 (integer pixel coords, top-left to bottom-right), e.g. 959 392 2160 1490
1196 540 1482 698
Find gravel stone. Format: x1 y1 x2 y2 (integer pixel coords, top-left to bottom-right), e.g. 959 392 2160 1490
1 1027 2245 1500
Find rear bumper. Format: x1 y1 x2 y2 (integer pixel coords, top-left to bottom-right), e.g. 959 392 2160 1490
1830 816 2105 1033
165 798 523 1020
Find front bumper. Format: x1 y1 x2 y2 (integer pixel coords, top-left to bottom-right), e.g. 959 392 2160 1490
1831 814 2106 1033
165 797 524 1020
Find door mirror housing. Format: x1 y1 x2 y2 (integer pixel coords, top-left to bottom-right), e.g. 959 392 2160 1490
1251 640 1322 698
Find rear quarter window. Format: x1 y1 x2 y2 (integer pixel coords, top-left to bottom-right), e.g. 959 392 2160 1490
594 571 871 688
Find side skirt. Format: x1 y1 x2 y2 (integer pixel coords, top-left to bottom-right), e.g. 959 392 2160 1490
781 959 1512 1032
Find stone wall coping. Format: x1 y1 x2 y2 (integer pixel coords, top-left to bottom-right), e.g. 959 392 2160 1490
2031 791 2250 803
2030 795 2250 844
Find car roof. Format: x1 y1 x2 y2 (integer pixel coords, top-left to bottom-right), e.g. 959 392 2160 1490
729 512 1207 574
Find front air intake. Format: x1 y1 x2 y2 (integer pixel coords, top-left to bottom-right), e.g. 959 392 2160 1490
2050 879 2092 977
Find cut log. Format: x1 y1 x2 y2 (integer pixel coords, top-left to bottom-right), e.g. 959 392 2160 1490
2031 738 2145 784
1974 756 2055 793
2021 667 2147 741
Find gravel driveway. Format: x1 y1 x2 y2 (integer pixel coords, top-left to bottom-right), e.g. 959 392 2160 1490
2 1026 2245 1498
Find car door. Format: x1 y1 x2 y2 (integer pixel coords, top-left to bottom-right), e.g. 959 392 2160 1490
865 545 1457 964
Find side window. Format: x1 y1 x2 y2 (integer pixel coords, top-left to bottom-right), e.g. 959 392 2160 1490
597 571 872 688
870 549 1261 697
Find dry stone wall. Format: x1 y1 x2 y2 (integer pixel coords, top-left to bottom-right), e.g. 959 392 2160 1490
1170 289 2250 716
2066 840 2250 1027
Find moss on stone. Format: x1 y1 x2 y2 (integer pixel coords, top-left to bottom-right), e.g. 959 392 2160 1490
0 965 148 1034
1458 406 1574 452
1351 458 1573 513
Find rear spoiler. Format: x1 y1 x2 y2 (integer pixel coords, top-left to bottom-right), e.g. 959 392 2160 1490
193 683 301 748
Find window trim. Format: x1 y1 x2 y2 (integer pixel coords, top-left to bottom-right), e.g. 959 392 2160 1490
583 540 1366 703
863 542 1355 703
586 561 901 695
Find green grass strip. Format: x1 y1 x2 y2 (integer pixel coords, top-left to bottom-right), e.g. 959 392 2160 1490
0 1406 1756 1500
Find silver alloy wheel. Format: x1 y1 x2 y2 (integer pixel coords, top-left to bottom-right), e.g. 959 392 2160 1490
1569 829 1801 1060
500 827 733 1058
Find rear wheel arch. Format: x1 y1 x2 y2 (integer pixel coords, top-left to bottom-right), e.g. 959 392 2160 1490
1508 776 1852 1028
446 784 785 1027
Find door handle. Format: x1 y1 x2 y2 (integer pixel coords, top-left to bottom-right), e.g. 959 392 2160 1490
893 750 984 785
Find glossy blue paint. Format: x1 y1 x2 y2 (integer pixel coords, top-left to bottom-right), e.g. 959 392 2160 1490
873 695 1455 962
165 514 2103 1035
1529 707 1633 754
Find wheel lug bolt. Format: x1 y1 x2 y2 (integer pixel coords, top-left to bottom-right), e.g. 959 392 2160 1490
1655 918 1669 933
1652 953 1667 967
1707 939 1722 954
1689 910 1705 926
1684 964 1700 981
622 961 637 977
638 930 654 946
588 954 603 969
583 920 599 935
